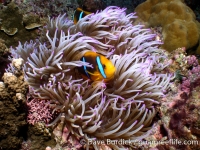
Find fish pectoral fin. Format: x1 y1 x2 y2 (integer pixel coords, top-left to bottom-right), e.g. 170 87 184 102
87 71 100 76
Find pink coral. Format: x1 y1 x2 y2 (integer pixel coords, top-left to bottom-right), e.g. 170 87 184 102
27 98 56 125
186 55 198 67
180 78 191 93
191 66 200 74
179 55 200 94
52 123 82 150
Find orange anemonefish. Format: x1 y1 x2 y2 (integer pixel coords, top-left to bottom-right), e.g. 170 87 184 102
78 51 116 82
73 7 92 24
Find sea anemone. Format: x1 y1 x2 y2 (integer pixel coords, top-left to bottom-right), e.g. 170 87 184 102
11 6 172 149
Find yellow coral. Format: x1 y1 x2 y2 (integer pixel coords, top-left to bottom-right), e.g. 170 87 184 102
135 0 200 53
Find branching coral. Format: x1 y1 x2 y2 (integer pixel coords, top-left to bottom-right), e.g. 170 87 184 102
26 98 56 125
11 6 173 149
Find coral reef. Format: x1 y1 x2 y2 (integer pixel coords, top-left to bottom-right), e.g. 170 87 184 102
0 58 56 150
0 38 10 79
17 0 78 18
0 2 43 47
78 0 106 12
1 1 200 150
101 0 146 14
134 0 200 53
140 48 200 150
51 122 82 150
20 122 56 150
11 6 173 149
22 13 43 30
0 1 45 85
0 38 9 56
0 58 27 150
28 123 55 150
78 0 145 13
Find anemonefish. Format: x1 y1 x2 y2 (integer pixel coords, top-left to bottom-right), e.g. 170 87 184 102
78 51 116 82
73 7 92 24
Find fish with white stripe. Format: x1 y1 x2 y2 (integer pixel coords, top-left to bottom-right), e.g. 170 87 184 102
78 51 116 82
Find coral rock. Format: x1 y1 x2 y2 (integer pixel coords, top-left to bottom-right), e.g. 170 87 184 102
0 2 40 47
2 72 18 85
22 13 43 30
1 26 18 35
12 58 24 70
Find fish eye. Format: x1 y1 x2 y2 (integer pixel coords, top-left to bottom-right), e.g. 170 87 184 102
103 64 106 69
